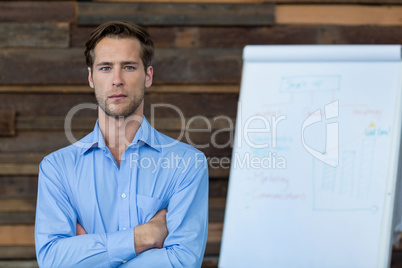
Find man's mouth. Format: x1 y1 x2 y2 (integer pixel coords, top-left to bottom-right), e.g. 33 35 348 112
109 94 127 101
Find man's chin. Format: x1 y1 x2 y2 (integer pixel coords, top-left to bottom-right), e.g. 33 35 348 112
104 108 140 119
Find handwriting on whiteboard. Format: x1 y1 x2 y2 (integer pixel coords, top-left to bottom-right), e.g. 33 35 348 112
280 75 341 92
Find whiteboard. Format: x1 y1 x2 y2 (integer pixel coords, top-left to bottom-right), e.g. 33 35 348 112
219 45 402 268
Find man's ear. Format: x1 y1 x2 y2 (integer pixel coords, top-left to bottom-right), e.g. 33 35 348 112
145 66 153 88
88 67 94 88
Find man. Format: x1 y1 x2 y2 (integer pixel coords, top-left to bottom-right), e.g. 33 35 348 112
35 21 208 267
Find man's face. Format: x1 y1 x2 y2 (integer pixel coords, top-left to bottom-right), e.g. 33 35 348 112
88 37 153 118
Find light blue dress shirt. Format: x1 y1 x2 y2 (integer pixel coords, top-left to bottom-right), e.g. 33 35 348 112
35 116 209 268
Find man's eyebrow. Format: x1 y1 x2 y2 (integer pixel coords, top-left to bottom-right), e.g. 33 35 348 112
95 61 140 67
95 62 113 67
121 61 140 65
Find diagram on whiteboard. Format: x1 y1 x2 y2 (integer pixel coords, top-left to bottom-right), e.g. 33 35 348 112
242 72 392 213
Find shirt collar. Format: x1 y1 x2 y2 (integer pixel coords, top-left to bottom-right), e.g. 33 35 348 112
79 116 161 155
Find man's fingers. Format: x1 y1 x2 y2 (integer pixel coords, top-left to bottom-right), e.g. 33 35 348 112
151 209 167 221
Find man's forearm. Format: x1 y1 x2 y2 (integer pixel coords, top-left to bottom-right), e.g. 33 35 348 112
134 209 168 254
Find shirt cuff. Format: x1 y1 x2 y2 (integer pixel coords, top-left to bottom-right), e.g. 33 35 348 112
107 228 136 267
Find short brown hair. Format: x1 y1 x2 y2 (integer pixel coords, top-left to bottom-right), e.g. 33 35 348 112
84 21 154 71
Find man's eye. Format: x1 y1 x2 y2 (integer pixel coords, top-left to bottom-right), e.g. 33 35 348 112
125 66 135 71
100 67 111 71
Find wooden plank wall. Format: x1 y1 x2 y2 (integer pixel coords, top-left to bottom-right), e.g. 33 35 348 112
0 1 401 267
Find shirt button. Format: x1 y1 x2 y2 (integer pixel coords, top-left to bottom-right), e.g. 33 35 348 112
122 260 127 264
121 193 127 198
123 228 127 230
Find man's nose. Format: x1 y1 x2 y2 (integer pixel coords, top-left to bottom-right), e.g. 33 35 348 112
112 69 124 87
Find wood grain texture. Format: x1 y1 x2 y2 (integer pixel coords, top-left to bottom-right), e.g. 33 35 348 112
0 164 39 176
0 246 36 259
0 23 69 48
0 197 225 224
0 110 15 137
276 5 402 26
0 177 38 200
72 24 402 50
0 253 217 268
0 132 232 157
0 2 75 22
0 48 242 84
95 0 261 2
16 116 235 131
94 0 402 3
0 225 35 246
0 93 238 117
0 157 230 177
0 260 38 268
199 25 402 47
77 2 274 26
0 222 222 246
0 85 239 94
71 25 177 48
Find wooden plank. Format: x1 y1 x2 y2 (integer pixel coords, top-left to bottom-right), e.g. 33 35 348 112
0 164 39 176
205 241 221 255
0 200 35 225
0 157 229 177
209 179 229 197
0 222 222 246
77 2 274 26
16 116 236 131
0 251 217 267
0 85 239 94
0 212 36 225
0 2 75 22
0 159 230 178
0 23 69 48
96 0 261 2
73 24 402 50
155 48 242 84
200 25 318 47
0 110 15 137
0 93 238 117
0 261 38 268
315 25 402 44
0 225 35 246
0 48 242 84
0 48 86 85
276 5 402 26
199 25 402 47
0 197 225 224
209 197 226 222
0 200 36 212
201 256 219 268
0 176 38 200
0 153 44 164
71 25 177 49
0 132 232 157
0 246 36 259
94 0 402 3
2 258 216 268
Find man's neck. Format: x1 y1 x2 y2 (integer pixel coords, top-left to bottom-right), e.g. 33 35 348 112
98 108 143 166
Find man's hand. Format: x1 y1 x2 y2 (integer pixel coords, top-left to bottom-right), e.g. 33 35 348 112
134 209 168 254
76 222 87 236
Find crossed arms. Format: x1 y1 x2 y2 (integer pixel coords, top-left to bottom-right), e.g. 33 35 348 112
35 154 208 268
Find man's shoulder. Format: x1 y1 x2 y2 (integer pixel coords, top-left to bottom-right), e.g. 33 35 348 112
42 131 94 164
154 128 205 158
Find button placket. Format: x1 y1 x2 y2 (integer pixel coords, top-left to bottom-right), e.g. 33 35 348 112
117 158 131 231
